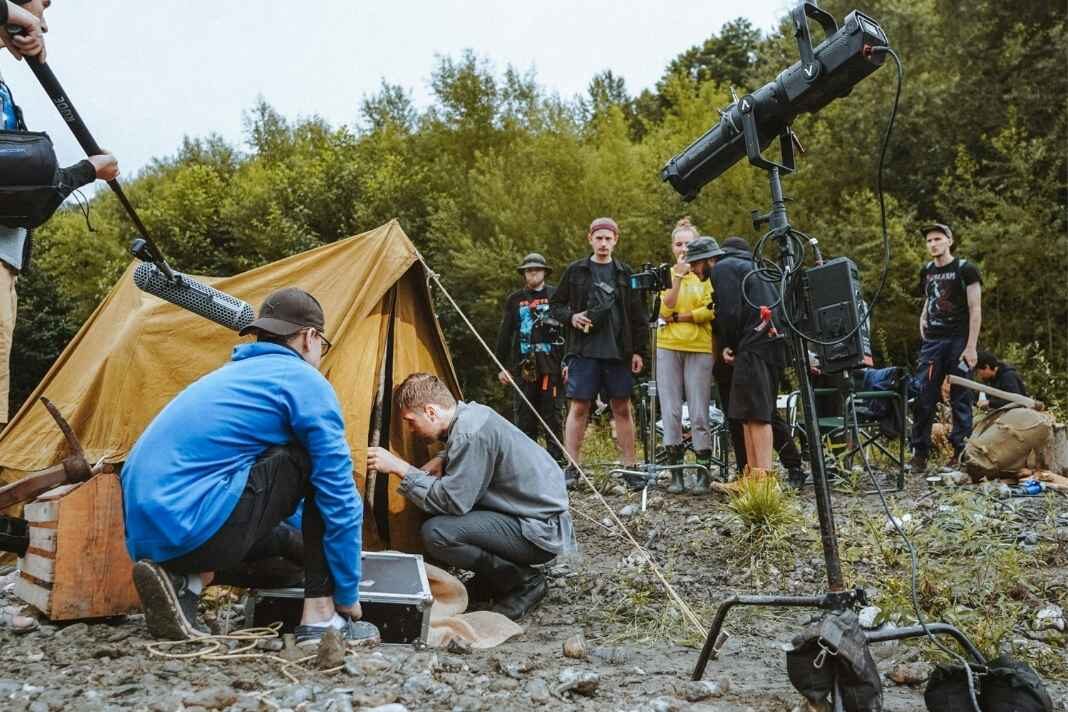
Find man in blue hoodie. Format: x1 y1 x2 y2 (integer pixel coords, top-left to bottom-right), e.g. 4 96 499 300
123 287 376 646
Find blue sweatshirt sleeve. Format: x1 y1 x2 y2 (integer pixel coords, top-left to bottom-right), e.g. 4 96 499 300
283 366 362 606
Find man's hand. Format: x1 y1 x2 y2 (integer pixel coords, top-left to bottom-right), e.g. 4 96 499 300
497 369 512 386
366 446 410 476
561 365 568 383
631 353 643 374
0 5 46 62
571 311 592 332
336 602 363 620
961 346 978 369
89 154 120 181
721 347 735 365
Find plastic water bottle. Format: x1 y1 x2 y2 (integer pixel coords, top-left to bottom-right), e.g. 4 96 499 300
1020 480 1044 496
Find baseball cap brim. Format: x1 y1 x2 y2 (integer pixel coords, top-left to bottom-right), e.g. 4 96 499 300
921 223 952 239
238 317 306 337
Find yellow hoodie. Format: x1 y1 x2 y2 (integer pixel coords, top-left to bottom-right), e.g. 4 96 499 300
658 271 715 354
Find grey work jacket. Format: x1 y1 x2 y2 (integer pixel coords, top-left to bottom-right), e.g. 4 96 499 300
399 401 576 555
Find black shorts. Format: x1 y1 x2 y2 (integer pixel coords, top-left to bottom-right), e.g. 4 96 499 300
728 350 779 423
565 356 633 400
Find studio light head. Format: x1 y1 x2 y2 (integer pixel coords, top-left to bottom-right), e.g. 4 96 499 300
661 3 889 200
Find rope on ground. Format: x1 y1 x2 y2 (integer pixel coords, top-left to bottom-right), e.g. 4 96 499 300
416 252 707 638
144 624 320 683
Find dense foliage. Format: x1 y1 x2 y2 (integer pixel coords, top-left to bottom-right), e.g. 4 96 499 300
11 0 1066 415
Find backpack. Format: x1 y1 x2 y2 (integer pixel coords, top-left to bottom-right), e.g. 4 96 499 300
0 78 82 231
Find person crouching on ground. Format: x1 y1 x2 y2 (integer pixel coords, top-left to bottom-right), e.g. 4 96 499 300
123 288 377 646
657 217 716 494
367 373 575 621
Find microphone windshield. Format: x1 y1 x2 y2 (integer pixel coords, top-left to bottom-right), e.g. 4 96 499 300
133 262 255 332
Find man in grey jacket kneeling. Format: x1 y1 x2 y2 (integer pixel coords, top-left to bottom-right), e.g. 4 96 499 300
367 372 575 621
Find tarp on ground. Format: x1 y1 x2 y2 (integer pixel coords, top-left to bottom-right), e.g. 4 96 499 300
0 219 459 552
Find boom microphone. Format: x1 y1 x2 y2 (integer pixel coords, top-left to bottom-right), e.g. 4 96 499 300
133 262 254 332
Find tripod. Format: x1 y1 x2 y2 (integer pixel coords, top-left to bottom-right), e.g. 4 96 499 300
690 146 985 705
610 288 727 509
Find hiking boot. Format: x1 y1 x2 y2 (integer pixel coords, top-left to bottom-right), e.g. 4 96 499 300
908 453 928 474
132 560 208 641
295 616 381 648
787 466 807 489
491 571 548 621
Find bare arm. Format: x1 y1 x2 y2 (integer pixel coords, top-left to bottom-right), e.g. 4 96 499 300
963 282 982 367
919 300 928 339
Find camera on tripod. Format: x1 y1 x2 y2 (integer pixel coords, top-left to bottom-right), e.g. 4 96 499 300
629 263 673 292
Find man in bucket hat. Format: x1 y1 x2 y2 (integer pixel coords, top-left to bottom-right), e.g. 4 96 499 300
123 287 378 647
495 253 564 463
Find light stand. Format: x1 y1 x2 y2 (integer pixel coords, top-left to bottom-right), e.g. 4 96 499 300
689 121 985 704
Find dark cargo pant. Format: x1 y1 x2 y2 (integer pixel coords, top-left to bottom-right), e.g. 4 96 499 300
910 336 974 456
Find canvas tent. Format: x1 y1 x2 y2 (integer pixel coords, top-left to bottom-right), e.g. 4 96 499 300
0 220 459 552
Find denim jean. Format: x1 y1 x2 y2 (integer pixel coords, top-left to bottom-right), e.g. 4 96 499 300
909 336 974 455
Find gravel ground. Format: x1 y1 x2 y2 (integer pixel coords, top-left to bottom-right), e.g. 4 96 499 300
1 470 1065 711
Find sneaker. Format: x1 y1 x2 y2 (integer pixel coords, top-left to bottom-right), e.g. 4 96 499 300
294 616 381 648
908 453 928 473
132 560 208 640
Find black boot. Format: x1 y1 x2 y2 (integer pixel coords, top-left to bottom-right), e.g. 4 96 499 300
665 444 686 493
786 466 807 489
475 552 547 621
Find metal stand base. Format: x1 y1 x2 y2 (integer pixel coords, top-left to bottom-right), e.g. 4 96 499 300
608 462 709 511
692 591 986 681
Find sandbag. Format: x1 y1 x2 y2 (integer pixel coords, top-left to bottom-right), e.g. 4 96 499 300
980 654 1052 712
924 663 976 712
787 610 883 711
964 405 1053 479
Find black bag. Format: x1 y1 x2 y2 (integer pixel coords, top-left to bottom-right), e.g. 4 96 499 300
981 655 1052 712
786 611 883 712
0 128 79 230
924 663 976 712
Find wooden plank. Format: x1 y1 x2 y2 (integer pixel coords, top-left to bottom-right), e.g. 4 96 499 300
28 526 56 553
20 552 55 583
37 483 82 501
23 500 59 523
14 574 52 614
948 375 1043 410
49 473 139 620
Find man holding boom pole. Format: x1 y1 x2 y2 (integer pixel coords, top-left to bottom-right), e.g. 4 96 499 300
1 0 119 427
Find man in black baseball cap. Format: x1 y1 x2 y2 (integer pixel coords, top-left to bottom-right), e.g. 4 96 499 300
124 287 376 647
910 221 982 472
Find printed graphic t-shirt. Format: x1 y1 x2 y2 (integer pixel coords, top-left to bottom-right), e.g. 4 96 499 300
920 257 981 339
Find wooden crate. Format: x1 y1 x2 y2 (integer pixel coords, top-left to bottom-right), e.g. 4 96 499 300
14 473 140 620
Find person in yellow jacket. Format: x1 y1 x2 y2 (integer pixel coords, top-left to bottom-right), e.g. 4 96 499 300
657 218 719 494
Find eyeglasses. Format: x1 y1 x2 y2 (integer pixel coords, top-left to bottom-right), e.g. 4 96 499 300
305 328 332 355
